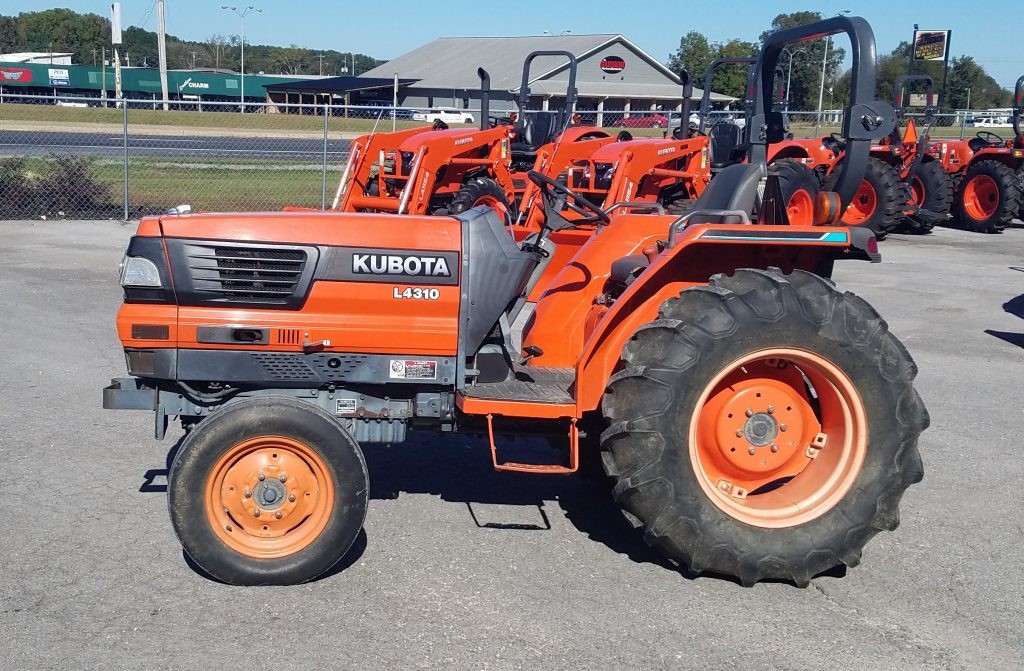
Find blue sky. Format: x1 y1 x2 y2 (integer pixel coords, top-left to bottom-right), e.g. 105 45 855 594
9 1 1022 87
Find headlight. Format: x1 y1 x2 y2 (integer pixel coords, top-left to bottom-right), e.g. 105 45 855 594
120 256 163 287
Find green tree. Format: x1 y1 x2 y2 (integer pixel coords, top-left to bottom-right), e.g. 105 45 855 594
946 56 1010 109
667 31 714 85
710 39 759 99
0 16 18 53
760 11 845 110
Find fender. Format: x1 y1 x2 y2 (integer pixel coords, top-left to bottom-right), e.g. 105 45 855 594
574 223 868 411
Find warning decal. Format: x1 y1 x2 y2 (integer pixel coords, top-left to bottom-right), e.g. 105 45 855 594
389 359 438 380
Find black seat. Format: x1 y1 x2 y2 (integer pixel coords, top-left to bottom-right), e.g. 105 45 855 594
689 163 760 216
512 112 559 154
709 122 741 168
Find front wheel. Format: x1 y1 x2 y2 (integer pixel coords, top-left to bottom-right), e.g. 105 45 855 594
601 269 928 586
168 397 369 585
771 159 820 226
906 160 952 232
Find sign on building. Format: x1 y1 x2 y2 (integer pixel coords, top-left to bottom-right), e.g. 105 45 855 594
48 68 70 86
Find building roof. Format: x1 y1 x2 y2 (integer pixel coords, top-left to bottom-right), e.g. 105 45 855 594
0 52 74 63
358 34 731 102
264 75 418 94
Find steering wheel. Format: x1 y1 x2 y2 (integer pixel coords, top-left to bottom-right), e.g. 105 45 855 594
976 130 1004 145
527 170 611 226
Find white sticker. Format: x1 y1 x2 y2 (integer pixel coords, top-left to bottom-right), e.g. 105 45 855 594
389 359 437 380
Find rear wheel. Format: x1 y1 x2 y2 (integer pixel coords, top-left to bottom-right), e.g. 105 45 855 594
954 159 1020 233
772 159 819 226
448 177 513 223
601 269 927 586
840 158 903 238
168 397 368 585
905 160 952 232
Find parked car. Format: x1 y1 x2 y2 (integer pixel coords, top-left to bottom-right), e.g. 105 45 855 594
359 101 416 120
412 108 475 124
614 113 669 129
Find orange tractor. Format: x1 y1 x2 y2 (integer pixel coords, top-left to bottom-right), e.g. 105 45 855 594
333 51 612 219
104 16 926 587
929 74 1024 233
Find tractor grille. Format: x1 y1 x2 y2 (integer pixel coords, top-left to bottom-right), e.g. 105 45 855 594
173 241 315 307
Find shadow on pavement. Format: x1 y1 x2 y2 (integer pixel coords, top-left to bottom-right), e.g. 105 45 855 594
985 292 1024 349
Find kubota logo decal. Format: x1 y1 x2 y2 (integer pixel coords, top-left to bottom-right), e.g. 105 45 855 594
352 253 452 278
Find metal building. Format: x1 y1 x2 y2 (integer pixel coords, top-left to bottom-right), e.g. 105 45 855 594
357 34 732 125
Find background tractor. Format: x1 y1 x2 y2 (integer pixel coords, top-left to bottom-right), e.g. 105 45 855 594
333 52 612 220
104 16 925 589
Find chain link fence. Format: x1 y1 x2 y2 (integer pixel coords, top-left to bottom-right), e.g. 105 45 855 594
0 94 981 220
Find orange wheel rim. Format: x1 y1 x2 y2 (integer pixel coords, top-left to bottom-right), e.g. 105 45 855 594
786 188 815 226
204 436 335 559
841 180 877 224
963 174 998 220
909 176 925 206
688 348 867 528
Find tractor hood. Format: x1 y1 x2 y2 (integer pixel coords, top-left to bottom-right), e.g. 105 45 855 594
397 126 509 152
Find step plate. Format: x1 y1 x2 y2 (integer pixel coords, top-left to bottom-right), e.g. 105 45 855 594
464 366 574 404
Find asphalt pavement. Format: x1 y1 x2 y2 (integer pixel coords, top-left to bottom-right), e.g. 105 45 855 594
0 129 350 160
0 220 1021 670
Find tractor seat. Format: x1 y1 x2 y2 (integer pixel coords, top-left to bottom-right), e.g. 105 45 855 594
688 163 760 215
709 122 741 168
512 112 559 154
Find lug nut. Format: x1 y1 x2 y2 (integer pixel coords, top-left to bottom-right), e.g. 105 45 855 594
279 474 287 483
767 405 775 414
735 429 744 437
747 447 757 456
770 444 779 453
275 511 283 519
779 424 788 432
244 489 252 498
288 494 296 502
253 509 261 517
257 473 266 481
745 408 754 417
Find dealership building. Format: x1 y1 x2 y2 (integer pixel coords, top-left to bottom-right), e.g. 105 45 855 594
266 34 733 124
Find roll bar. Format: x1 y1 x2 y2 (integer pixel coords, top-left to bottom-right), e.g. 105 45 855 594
750 15 896 210
518 50 578 118
679 69 693 129
698 57 756 134
1013 74 1023 139
893 75 935 176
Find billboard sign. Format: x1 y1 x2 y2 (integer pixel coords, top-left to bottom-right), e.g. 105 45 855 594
48 68 70 86
913 30 950 61
0 67 32 83
600 56 626 74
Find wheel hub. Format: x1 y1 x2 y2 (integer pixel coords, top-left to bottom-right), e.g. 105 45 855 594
253 478 287 511
743 412 779 447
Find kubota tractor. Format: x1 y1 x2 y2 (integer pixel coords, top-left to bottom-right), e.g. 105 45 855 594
333 51 612 219
940 75 1024 233
104 16 926 587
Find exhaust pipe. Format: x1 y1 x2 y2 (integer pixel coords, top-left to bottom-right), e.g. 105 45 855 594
478 67 490 131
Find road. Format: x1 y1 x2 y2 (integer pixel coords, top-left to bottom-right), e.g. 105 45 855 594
0 221 1021 670
0 129 351 161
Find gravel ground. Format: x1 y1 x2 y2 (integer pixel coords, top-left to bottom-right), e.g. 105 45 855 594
0 220 1021 671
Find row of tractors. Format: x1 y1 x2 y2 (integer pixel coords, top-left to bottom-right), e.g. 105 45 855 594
326 55 1023 239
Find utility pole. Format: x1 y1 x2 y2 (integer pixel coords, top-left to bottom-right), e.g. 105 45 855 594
221 6 262 112
190 51 198 69
317 52 325 76
156 0 169 110
92 48 98 67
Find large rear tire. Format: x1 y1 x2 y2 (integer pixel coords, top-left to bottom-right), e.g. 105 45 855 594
954 159 1020 233
168 396 369 586
905 160 952 232
839 157 902 238
600 269 927 586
